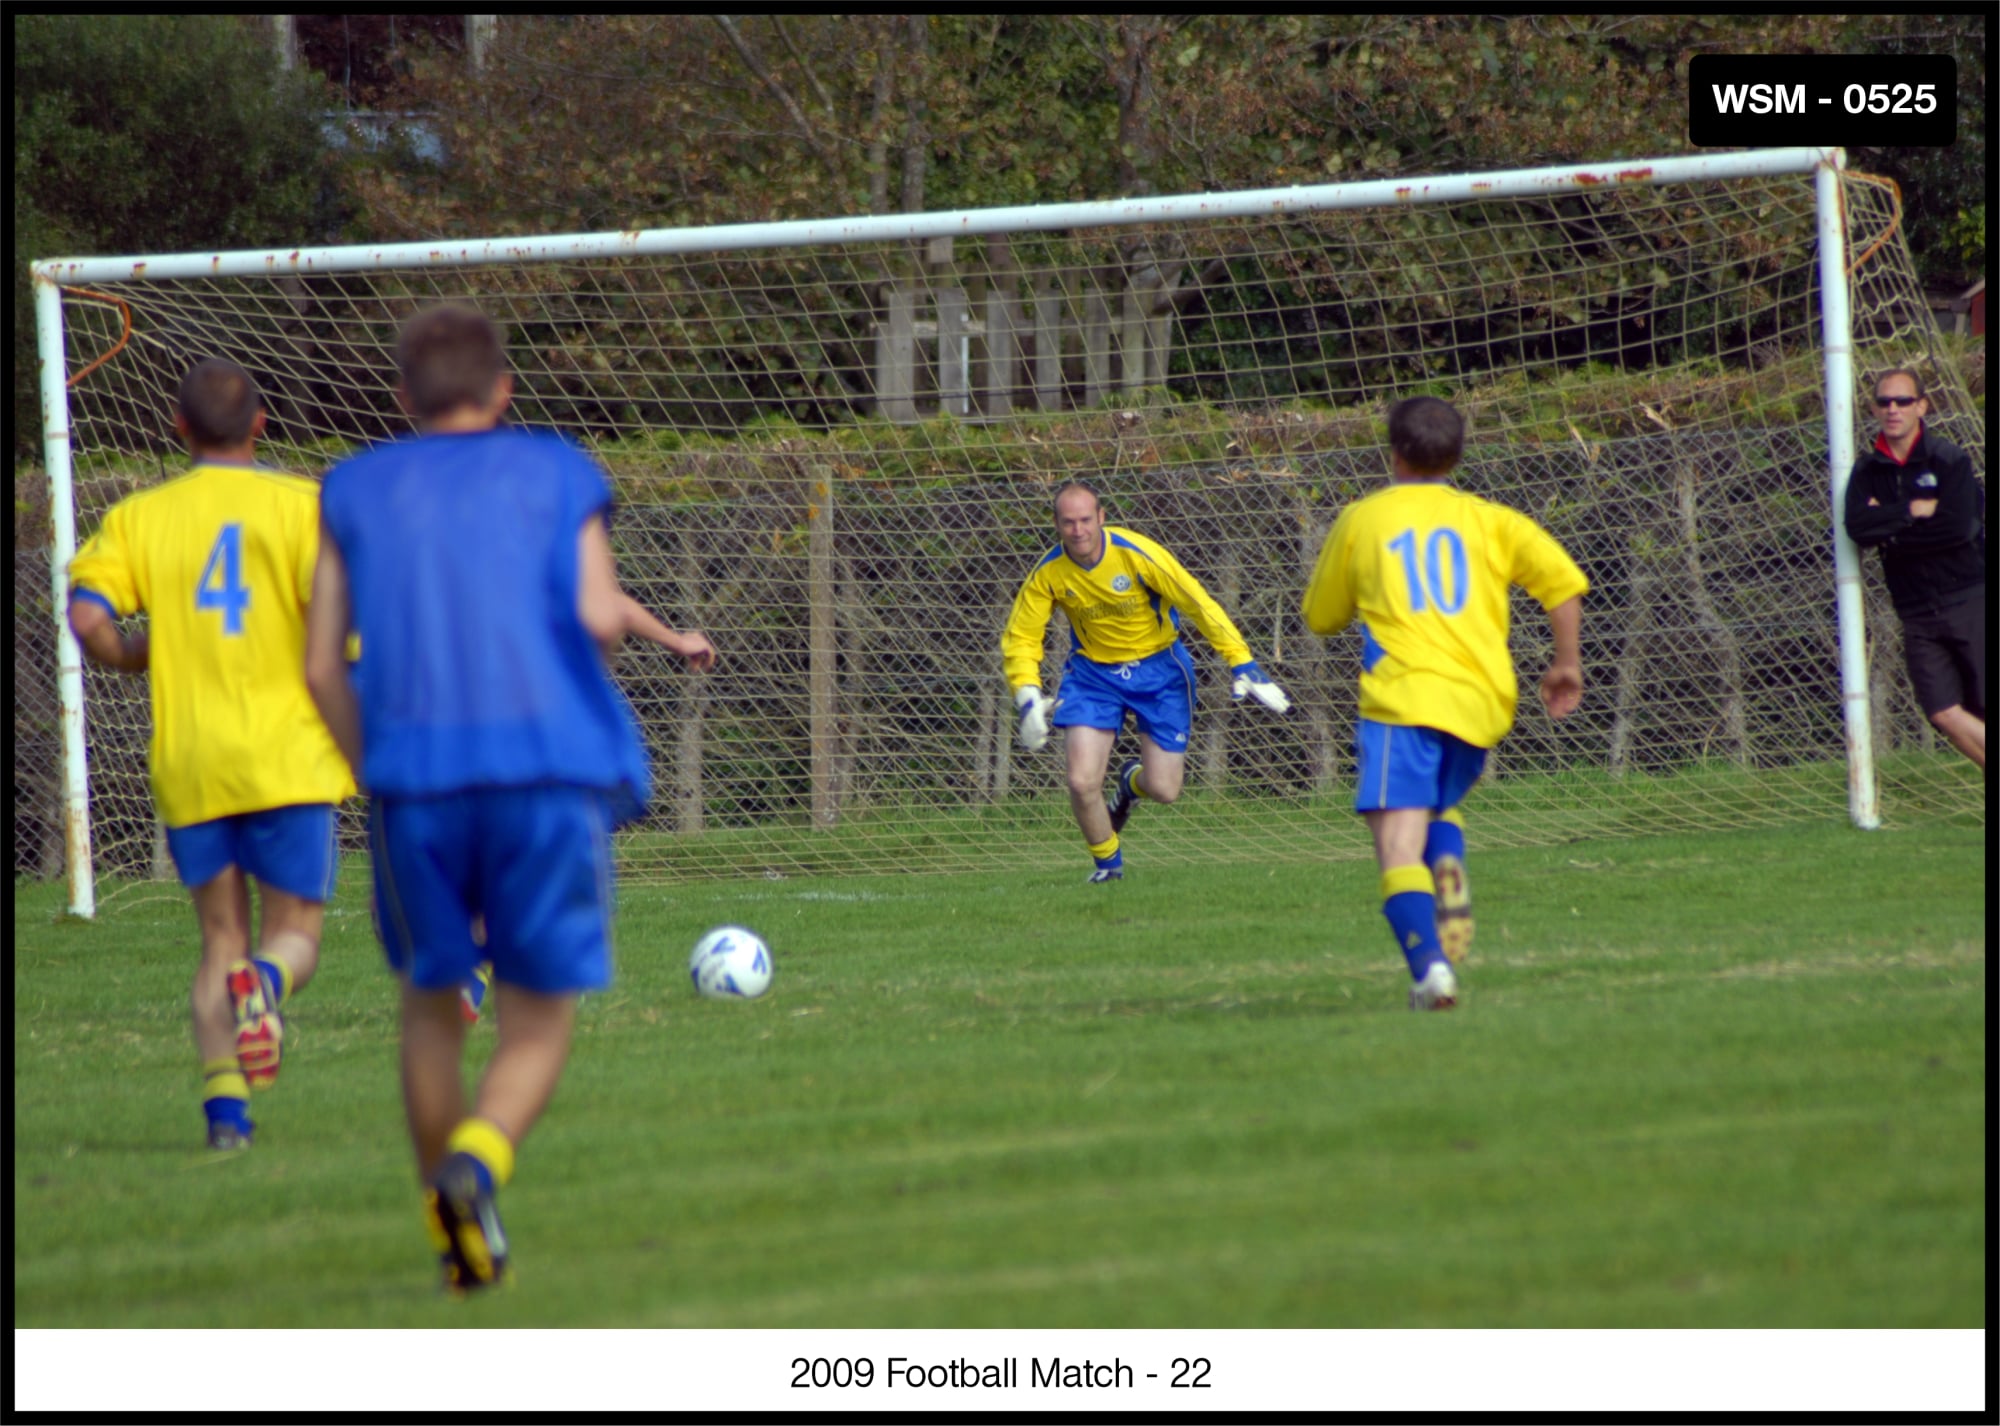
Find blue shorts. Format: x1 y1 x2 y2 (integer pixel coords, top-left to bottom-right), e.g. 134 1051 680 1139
1353 720 1488 814
368 786 618 996
164 804 338 901
1051 643 1197 752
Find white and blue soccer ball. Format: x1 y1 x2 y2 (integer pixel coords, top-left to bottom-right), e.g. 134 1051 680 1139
689 924 774 1000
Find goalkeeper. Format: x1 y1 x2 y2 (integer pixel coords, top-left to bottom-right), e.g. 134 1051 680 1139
1001 480 1289 883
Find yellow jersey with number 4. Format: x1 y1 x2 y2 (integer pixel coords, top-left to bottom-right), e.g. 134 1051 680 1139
1301 480 1587 748
67 462 355 827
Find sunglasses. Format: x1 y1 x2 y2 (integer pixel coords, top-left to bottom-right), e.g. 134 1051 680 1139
1875 395 1921 408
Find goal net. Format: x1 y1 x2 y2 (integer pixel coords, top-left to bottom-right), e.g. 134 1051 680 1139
24 149 1984 903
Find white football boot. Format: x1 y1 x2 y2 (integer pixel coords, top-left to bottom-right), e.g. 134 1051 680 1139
1408 961 1459 1011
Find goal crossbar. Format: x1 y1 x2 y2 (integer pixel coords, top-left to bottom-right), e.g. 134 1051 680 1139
38 148 1839 285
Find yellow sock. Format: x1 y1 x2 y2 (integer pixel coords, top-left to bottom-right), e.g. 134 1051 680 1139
201 1056 249 1105
447 1117 516 1188
1087 833 1120 862
1381 864 1436 901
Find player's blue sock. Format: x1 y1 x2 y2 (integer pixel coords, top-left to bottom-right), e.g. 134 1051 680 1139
465 962 492 1015
1381 866 1448 981
1423 814 1466 870
253 957 291 1008
1087 834 1121 873
201 1057 253 1133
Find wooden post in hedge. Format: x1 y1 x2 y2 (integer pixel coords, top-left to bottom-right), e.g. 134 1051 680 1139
1199 541 1239 791
674 522 707 834
1119 286 1153 394
877 285 917 423
980 235 1018 419
1032 277 1062 413
1083 287 1111 407
808 464 839 829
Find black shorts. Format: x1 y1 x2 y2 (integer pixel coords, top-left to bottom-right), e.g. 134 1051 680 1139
1901 592 1985 719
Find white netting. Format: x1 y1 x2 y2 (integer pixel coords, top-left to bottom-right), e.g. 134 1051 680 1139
19 166 1984 889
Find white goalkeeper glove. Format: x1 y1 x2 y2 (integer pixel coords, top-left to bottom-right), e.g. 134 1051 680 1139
1015 686 1052 751
1230 660 1291 714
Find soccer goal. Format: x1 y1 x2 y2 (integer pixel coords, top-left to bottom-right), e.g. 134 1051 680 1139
28 146 1983 915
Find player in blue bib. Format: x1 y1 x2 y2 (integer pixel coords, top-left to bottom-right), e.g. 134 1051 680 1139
307 304 713 1293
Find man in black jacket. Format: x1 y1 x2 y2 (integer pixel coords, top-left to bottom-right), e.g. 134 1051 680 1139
1843 368 1985 771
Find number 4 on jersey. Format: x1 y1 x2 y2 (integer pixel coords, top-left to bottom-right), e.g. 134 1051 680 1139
196 523 249 634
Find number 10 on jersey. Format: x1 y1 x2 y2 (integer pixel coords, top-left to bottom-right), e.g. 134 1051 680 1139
1388 527 1467 614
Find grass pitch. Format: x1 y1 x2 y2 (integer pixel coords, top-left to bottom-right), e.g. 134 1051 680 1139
10 816 1986 1329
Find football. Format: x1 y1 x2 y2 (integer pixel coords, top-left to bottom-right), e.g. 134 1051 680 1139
688 924 774 1000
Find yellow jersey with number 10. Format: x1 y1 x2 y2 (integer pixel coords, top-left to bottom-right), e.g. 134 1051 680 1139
1301 480 1588 748
67 462 355 828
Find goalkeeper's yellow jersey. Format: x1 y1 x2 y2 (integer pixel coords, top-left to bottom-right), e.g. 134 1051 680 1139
1301 480 1588 748
67 461 356 828
1001 526 1254 693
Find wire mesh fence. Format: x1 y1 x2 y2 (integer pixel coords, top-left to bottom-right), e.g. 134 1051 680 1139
18 164 1984 891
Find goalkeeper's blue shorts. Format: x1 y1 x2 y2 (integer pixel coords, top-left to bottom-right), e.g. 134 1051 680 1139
368 786 617 995
164 804 338 901
1353 720 1488 814
1051 643 1198 751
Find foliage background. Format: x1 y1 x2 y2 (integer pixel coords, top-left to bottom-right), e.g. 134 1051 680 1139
14 13 1988 459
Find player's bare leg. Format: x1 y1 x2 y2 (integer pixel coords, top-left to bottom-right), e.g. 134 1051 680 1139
1929 705 1985 770
1135 738 1185 802
475 985 580 1145
1365 808 1458 1010
402 982 522 1293
401 983 470 1180
190 870 253 1067
254 886 326 1002
1064 726 1119 846
422 984 579 1292
1110 736 1187 834
189 869 256 1145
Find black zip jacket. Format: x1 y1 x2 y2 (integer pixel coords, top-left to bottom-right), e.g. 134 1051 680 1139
1842 426 1985 617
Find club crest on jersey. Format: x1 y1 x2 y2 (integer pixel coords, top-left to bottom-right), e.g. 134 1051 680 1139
1111 574 1133 593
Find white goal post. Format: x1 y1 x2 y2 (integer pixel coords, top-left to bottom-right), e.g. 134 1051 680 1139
30 145 1982 917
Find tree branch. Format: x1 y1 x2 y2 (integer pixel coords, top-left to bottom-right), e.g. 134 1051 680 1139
711 15 833 162
770 16 837 118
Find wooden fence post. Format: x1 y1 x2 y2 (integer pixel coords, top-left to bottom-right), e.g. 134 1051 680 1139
936 286 971 417
808 463 839 829
1083 289 1111 407
1148 298 1174 385
982 290 1017 419
1297 492 1342 796
1120 287 1148 393
877 285 917 423
1032 277 1062 413
1199 542 1239 791
674 523 707 833
980 235 1019 418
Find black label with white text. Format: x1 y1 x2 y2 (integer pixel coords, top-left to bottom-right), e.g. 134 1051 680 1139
1688 54 1955 147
